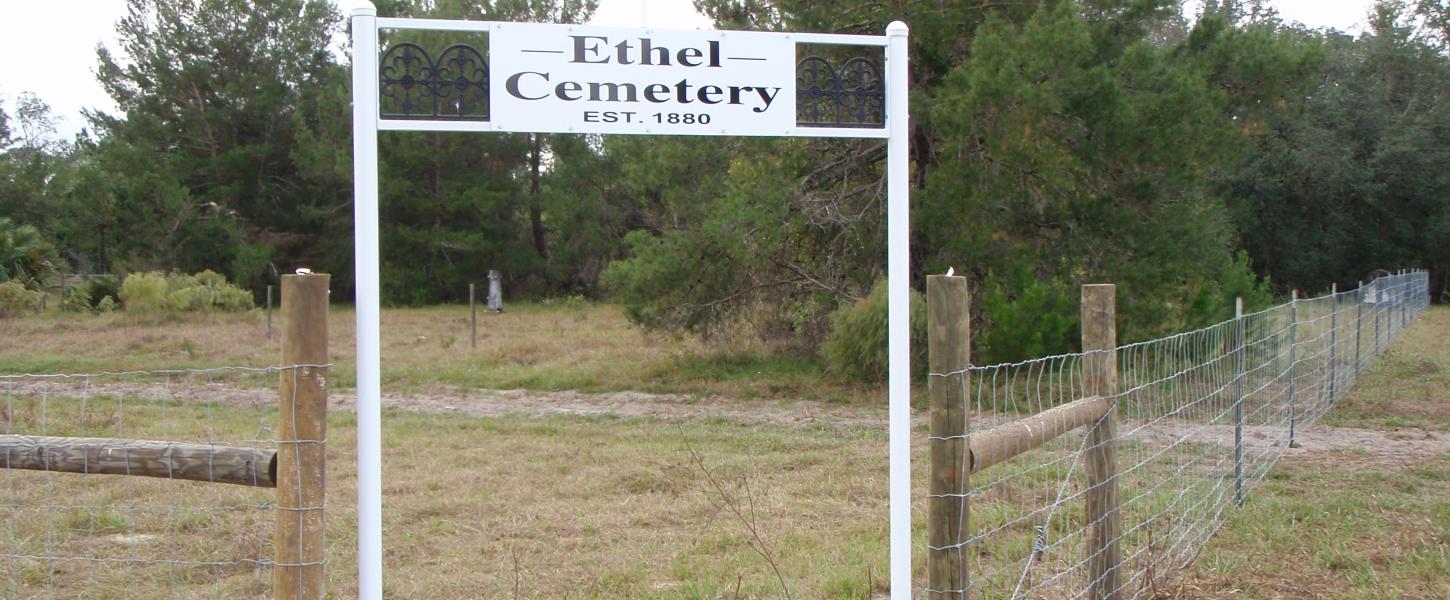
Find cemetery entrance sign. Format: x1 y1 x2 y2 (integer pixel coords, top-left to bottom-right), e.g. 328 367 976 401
350 6 912 598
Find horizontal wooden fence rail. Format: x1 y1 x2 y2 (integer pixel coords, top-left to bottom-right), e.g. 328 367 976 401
0 434 276 487
0 271 331 600
966 395 1110 474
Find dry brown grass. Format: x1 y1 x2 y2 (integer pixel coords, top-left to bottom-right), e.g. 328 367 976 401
0 303 871 402
1 394 901 599
1 306 1444 599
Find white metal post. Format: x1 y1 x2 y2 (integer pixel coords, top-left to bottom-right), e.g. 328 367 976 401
885 20 912 600
351 4 385 600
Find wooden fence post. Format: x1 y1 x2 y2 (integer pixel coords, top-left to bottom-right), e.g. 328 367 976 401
277 272 329 600
1082 284 1120 600
927 275 971 598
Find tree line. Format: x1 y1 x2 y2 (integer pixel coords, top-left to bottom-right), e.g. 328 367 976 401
1 0 1446 364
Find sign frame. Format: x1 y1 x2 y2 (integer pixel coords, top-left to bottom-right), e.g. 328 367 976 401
351 5 911 599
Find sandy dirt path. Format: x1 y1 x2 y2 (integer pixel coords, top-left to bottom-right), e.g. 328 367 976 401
6 379 1446 467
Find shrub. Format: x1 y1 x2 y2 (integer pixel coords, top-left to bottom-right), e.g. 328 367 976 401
119 272 169 313
821 279 927 384
0 281 40 318
61 276 122 313
121 270 253 313
166 270 252 312
61 286 93 313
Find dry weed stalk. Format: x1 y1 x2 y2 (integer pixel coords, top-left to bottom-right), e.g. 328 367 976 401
682 436 794 600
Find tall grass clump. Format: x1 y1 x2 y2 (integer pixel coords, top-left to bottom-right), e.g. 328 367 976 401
821 279 927 384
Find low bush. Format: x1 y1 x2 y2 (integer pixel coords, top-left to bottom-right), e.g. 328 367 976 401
0 281 41 318
821 279 927 384
119 272 169 313
61 276 121 313
119 270 253 313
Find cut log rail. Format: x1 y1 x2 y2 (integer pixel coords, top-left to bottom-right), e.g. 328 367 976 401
966 395 1111 474
0 435 276 487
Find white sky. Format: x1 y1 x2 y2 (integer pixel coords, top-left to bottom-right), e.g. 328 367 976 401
0 0 1374 141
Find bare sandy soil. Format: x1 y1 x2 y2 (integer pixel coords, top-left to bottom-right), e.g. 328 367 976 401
8 379 1446 470
2 378 891 428
1126 421 1450 470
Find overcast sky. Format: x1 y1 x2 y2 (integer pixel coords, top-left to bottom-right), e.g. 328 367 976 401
0 0 1376 141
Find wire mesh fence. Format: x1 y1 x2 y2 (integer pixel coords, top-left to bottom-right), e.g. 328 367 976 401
927 270 1430 599
0 273 331 599
0 367 290 598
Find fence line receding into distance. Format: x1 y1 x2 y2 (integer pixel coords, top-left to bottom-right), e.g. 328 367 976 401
925 269 1431 599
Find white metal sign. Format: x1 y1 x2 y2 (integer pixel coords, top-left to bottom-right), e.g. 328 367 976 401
353 6 911 599
491 23 795 136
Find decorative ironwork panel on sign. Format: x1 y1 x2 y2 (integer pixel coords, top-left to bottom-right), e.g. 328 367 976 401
381 42 489 121
796 51 885 129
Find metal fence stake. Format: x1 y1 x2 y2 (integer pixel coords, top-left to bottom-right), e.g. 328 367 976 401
1288 290 1300 449
1354 281 1363 377
1233 297 1246 506
1329 283 1338 405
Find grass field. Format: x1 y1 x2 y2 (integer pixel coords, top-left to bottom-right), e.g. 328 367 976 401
1173 305 1450 599
0 304 1445 598
0 303 870 403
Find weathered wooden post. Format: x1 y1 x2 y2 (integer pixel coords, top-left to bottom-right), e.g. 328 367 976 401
469 282 477 349
1328 283 1338 405
1082 284 1120 600
1288 290 1299 449
487 269 503 313
1233 297 1246 506
927 275 970 598
277 272 328 600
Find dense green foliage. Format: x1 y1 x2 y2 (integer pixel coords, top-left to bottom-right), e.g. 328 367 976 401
0 218 58 287
1219 2 1450 298
61 276 121 314
1 0 1446 369
0 281 40 318
820 279 926 382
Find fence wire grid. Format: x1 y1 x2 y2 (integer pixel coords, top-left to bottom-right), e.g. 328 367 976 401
927 270 1431 599
0 364 324 599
